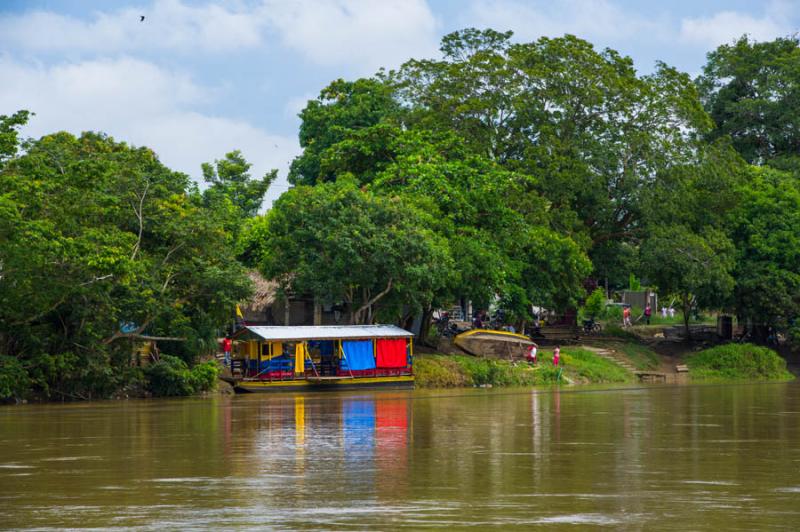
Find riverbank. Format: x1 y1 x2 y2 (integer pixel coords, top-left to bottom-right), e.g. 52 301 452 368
414 346 635 388
414 342 795 389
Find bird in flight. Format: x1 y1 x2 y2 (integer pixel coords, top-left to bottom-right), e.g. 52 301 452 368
140 15 145 22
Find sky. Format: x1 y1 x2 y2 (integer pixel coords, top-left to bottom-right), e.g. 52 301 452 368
1 0 799 204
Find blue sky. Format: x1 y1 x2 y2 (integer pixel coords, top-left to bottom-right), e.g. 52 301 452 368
2 0 798 203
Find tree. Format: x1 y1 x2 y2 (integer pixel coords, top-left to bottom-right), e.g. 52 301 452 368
202 150 276 220
640 226 734 338
395 29 713 276
729 166 800 335
288 78 402 186
0 110 31 169
0 129 251 400
697 35 800 171
368 128 592 317
240 179 452 324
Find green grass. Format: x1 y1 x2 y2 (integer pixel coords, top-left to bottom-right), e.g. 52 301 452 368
558 348 633 384
415 348 633 389
686 343 794 382
615 343 660 370
414 354 561 388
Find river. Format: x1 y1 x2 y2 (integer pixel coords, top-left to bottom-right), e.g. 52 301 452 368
2 383 800 529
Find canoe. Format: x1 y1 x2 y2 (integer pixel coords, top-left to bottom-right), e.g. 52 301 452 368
453 329 537 359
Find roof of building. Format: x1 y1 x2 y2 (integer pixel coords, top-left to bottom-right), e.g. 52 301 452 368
234 324 413 342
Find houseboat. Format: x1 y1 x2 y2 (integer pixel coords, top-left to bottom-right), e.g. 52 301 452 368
229 325 414 393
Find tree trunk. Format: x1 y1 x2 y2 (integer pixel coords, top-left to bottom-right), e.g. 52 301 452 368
418 306 434 347
682 293 691 340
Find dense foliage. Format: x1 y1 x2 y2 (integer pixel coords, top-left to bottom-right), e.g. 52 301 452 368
263 29 800 342
144 354 219 397
0 119 254 400
698 36 800 171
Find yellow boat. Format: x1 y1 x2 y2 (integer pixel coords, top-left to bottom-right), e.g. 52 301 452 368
453 329 536 359
229 325 414 393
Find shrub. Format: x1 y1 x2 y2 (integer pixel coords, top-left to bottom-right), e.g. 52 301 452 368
188 361 220 393
582 288 606 319
144 355 219 397
415 354 571 388
0 355 30 401
686 343 794 381
413 355 471 388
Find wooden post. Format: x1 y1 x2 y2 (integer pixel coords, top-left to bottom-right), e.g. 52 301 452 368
313 299 322 325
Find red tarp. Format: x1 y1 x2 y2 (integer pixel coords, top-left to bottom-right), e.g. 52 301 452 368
376 339 407 368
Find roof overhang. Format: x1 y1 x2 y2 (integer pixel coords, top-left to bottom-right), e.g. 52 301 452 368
233 325 413 342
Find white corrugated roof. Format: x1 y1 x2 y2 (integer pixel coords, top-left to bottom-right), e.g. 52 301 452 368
238 325 413 341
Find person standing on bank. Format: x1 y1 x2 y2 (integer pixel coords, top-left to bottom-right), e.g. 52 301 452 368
222 336 232 367
644 304 652 325
623 306 632 328
526 344 538 365
552 345 560 366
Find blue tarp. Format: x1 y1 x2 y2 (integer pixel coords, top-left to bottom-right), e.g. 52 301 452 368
341 340 376 370
259 354 293 372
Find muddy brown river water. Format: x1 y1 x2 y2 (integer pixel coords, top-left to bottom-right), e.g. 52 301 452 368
2 383 800 529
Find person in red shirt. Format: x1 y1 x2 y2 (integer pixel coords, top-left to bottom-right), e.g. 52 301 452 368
552 345 560 366
526 344 538 365
222 336 232 367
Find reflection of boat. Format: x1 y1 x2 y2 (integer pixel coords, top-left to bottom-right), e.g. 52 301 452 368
454 329 536 359
229 325 414 393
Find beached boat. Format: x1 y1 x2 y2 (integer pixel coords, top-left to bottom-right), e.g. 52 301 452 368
453 329 536 359
228 325 414 393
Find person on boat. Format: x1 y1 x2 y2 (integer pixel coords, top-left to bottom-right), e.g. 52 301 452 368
222 336 232 367
526 344 538 365
473 311 484 329
552 345 560 366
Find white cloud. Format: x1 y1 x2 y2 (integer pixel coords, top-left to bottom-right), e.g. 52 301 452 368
463 0 666 43
678 2 796 48
0 55 299 206
0 0 440 73
0 0 263 54
258 0 441 72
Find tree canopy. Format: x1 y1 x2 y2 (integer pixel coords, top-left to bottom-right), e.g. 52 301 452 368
698 35 800 171
0 122 252 399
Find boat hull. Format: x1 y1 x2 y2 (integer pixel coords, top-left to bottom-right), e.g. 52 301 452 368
454 329 536 358
233 375 415 393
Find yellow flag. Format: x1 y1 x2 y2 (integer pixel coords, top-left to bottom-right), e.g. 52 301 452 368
235 304 244 319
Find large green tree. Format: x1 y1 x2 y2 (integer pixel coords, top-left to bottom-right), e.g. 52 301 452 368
240 179 452 325
697 35 800 171
395 30 712 268
640 225 735 338
729 166 800 335
0 125 251 399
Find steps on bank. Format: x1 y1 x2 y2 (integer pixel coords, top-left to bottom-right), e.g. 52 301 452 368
579 345 637 373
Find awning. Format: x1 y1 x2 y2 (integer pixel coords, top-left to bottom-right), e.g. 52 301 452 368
234 325 413 342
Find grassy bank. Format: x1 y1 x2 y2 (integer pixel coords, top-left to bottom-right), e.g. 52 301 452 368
686 344 794 382
615 343 660 370
415 347 633 389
